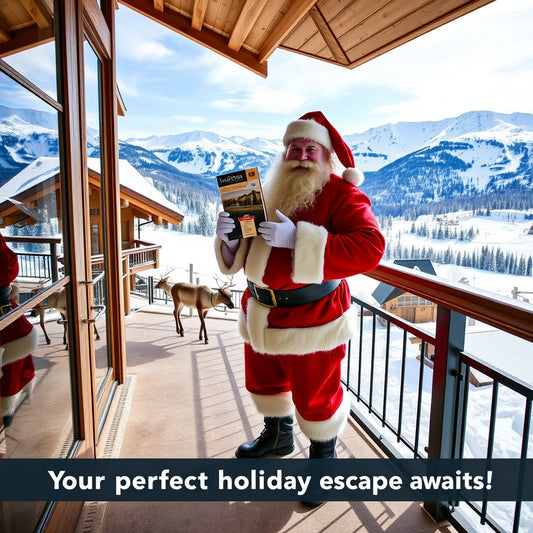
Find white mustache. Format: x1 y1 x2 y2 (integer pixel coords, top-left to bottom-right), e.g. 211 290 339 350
285 160 318 171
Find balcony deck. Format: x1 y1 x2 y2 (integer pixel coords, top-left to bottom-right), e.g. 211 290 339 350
79 309 457 533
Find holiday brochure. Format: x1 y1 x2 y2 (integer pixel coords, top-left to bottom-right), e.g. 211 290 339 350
216 167 268 240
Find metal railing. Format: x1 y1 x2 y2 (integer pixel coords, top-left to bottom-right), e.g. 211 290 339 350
345 263 533 533
4 236 61 282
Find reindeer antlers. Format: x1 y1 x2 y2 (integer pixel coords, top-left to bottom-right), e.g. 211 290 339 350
214 274 235 290
158 267 176 282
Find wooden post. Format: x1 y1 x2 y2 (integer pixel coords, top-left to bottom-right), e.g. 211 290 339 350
424 306 466 520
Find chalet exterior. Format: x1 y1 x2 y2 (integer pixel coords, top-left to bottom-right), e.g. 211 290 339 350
372 259 438 323
0 156 183 310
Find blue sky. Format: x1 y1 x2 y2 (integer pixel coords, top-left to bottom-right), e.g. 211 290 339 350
1 1 531 143
114 0 533 141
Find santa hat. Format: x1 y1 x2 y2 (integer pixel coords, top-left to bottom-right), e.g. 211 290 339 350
282 111 364 186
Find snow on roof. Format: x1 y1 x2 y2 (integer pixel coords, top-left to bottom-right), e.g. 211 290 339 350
463 327 532 385
0 156 183 218
0 157 60 201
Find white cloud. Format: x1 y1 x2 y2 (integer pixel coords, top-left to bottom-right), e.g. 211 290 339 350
114 0 533 138
131 40 174 62
204 0 533 128
348 0 533 125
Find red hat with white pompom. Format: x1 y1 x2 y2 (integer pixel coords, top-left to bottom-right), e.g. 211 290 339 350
283 111 364 186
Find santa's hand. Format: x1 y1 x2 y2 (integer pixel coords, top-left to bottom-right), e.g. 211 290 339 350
258 210 296 249
216 212 240 251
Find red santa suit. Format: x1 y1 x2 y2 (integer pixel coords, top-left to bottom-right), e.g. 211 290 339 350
215 174 385 440
0 234 38 425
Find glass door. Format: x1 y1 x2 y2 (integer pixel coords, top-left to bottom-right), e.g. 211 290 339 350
83 39 113 415
81 0 127 435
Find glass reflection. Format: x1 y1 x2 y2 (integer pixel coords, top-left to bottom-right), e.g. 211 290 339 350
0 39 74 532
84 41 110 398
1 42 57 101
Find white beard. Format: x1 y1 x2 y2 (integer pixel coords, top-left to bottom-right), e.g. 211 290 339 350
263 157 331 219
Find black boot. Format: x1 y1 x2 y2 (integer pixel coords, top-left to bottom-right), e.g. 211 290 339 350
309 437 337 459
235 416 294 458
302 437 337 508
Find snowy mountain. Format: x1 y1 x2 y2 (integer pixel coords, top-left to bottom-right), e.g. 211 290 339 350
357 111 533 212
124 110 533 208
345 110 533 171
0 104 59 183
125 130 278 179
1 105 532 215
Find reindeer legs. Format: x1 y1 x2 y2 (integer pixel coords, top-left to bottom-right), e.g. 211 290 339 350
198 309 209 343
174 303 184 336
37 308 51 345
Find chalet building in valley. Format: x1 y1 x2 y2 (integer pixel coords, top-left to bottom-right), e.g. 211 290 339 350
372 259 438 324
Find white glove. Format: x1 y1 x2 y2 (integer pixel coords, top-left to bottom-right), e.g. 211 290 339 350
258 210 296 249
216 212 236 241
216 212 240 251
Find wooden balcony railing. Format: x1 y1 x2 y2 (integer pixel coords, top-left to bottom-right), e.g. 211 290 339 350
348 263 533 533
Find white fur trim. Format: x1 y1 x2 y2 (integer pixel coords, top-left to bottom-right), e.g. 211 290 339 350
250 392 295 417
244 236 271 285
292 221 328 284
242 299 356 355
283 120 332 151
296 391 351 440
1 327 39 368
242 298 270 353
1 378 35 417
214 236 250 275
343 167 364 186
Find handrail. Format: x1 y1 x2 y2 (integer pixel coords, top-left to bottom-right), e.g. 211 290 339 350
3 235 61 244
366 263 533 343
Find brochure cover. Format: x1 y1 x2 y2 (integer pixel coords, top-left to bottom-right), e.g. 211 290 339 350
216 167 268 240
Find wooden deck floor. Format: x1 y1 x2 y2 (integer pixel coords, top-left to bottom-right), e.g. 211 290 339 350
81 309 457 533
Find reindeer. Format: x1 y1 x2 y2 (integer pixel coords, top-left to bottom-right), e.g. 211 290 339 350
154 277 234 344
29 286 100 346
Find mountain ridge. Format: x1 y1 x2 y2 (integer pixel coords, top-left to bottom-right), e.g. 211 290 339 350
1 106 532 216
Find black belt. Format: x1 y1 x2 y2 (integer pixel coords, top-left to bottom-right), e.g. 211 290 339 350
247 279 340 308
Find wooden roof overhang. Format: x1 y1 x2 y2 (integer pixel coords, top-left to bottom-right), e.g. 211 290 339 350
0 173 59 227
117 0 495 77
0 1 495 78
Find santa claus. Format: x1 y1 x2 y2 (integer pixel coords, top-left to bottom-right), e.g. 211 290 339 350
215 112 385 501
0 233 38 429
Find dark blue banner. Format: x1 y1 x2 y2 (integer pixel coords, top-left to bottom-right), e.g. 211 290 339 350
0 458 531 502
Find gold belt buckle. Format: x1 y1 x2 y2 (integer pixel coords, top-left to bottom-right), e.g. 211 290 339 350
253 284 277 308
0 303 12 316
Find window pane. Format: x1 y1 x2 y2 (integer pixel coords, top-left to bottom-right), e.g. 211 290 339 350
0 43 75 533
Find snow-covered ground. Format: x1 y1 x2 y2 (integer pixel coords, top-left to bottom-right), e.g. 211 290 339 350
381 209 533 298
143 208 533 301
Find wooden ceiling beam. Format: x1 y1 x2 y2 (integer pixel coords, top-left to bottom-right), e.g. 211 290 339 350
258 0 317 63
119 0 267 77
153 0 164 11
19 0 53 29
0 18 11 43
191 0 209 31
308 5 349 65
228 0 268 52
345 0 496 69
0 24 53 58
